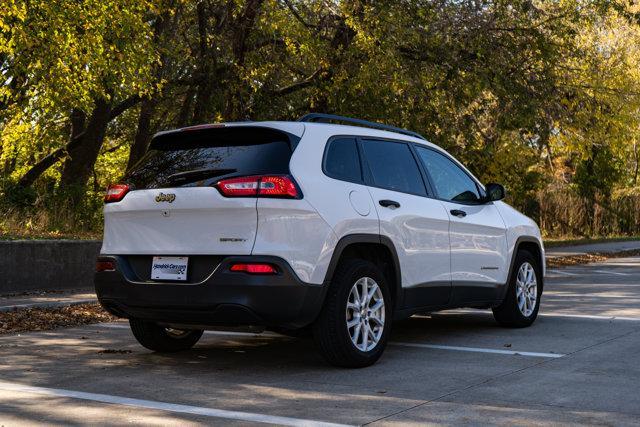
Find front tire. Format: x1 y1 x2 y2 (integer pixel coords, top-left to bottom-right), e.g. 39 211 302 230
493 249 542 328
313 259 392 368
129 318 203 352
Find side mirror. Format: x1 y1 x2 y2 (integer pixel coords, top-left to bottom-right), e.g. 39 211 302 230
484 183 506 202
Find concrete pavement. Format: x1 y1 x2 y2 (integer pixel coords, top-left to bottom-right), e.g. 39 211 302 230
0 256 639 425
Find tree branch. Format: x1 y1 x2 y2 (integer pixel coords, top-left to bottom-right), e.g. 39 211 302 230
270 68 323 96
281 0 317 29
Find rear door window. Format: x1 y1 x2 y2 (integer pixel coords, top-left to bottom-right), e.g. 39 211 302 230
324 137 362 183
125 127 293 189
360 139 427 196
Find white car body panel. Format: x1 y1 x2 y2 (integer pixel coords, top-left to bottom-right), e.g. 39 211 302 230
495 201 546 276
367 186 451 289
101 187 257 255
442 201 509 284
252 198 337 284
288 127 381 283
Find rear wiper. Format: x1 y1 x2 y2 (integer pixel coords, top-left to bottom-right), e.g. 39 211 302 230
167 168 237 185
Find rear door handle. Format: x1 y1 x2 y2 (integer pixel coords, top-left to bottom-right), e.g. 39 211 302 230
450 209 467 218
379 199 400 209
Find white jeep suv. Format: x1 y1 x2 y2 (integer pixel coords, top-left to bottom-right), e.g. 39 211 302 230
95 114 545 368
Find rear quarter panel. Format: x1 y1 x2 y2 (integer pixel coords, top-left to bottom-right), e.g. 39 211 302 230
263 127 382 285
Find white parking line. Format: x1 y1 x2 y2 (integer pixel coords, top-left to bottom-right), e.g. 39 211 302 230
547 269 579 276
0 380 351 427
539 313 640 322
389 342 564 358
592 270 631 276
101 323 566 358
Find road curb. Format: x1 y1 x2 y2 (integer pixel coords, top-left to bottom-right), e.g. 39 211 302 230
0 298 98 313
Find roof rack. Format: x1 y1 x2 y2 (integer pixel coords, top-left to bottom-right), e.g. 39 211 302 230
297 113 426 141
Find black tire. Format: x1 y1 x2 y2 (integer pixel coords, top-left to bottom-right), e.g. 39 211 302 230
129 318 203 352
313 259 392 368
492 249 542 328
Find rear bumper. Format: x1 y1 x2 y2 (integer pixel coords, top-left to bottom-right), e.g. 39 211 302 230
94 255 326 330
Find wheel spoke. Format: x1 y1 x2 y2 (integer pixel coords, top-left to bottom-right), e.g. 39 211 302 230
366 283 379 304
361 324 368 350
369 299 384 313
367 325 376 341
352 323 361 345
347 317 359 328
352 285 361 306
369 315 384 326
360 278 368 305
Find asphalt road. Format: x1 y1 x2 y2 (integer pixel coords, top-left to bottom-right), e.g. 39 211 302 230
1 257 639 426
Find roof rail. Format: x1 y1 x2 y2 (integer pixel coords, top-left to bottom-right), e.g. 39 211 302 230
298 113 426 141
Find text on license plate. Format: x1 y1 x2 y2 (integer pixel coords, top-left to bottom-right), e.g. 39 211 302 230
151 256 188 281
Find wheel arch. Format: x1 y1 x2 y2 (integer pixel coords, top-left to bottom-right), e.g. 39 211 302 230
503 236 545 298
323 234 402 311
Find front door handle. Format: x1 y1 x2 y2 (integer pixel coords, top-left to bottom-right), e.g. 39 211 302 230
379 199 400 209
450 209 467 218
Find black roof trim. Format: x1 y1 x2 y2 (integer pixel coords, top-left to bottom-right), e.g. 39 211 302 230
298 113 426 141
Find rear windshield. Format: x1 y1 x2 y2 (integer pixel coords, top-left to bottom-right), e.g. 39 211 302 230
125 127 294 189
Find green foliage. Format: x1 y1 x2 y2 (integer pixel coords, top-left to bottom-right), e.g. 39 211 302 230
2 0 640 238
573 146 623 200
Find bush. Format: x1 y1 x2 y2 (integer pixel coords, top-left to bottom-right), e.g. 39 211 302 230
0 181 103 239
537 186 640 238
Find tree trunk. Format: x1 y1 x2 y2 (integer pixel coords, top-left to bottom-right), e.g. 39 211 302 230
59 98 112 190
126 97 156 171
224 0 264 120
17 109 86 188
17 96 138 189
634 141 639 185
191 1 215 124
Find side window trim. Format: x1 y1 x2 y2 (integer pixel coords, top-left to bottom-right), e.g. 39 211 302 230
357 137 431 198
407 142 436 197
321 135 365 185
412 144 486 205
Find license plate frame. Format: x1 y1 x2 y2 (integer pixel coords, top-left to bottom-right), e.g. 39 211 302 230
151 256 188 281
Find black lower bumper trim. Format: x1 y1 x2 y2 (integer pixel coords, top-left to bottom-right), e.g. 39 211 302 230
95 255 326 330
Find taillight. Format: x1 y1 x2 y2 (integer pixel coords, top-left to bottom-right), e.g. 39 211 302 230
230 263 278 274
216 175 299 198
104 184 130 203
258 176 298 198
96 260 116 272
216 176 260 197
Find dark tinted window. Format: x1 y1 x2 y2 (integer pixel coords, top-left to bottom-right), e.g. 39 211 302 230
126 127 292 189
324 137 362 182
415 146 481 202
361 140 426 195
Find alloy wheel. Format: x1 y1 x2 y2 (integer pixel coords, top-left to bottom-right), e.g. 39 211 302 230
516 262 537 317
346 277 385 352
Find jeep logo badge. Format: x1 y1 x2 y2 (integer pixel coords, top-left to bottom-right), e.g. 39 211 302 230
155 192 176 203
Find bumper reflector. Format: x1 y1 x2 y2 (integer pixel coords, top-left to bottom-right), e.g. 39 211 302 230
96 260 116 272
230 263 277 274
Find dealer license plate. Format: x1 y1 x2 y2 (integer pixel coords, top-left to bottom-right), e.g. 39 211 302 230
151 256 188 281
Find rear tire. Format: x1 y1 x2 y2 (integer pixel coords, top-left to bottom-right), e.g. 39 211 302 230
492 249 542 328
313 259 392 368
129 319 203 352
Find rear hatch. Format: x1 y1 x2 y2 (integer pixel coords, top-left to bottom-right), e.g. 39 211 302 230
101 124 303 256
